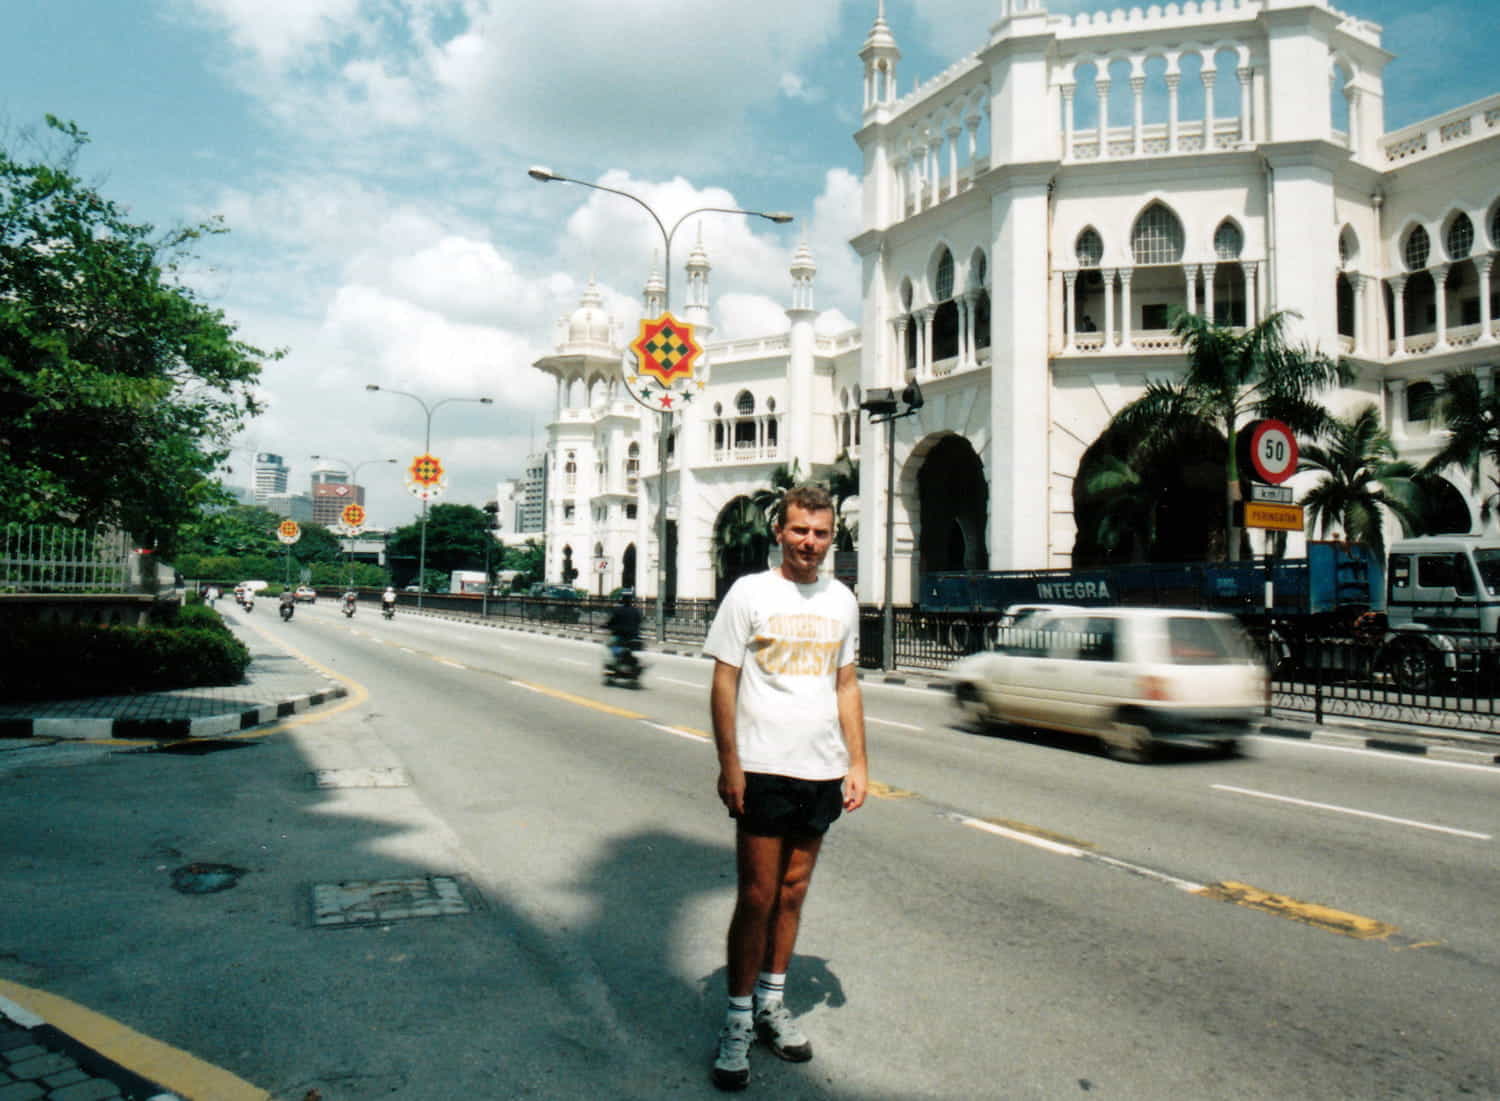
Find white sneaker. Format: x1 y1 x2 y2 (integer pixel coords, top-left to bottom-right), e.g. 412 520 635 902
755 1000 813 1062
712 1016 753 1091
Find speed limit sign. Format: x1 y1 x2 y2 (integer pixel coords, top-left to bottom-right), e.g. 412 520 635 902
1246 419 1298 485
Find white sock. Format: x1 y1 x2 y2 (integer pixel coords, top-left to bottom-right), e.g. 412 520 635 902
726 994 753 1026
754 971 786 1008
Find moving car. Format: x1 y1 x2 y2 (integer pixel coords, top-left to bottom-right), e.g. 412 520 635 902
946 606 1267 761
294 586 317 603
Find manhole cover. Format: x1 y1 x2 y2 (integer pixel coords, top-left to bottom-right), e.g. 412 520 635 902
310 876 475 927
171 862 246 894
310 767 410 789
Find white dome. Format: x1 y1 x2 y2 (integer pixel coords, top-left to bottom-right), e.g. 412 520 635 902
568 280 611 345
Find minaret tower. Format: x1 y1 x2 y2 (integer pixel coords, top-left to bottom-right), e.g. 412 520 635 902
859 0 900 117
682 226 714 341
786 241 818 473
642 258 666 316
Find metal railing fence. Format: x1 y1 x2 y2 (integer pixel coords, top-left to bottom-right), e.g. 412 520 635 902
0 524 130 593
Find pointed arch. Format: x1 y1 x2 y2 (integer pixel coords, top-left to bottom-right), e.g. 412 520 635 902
1130 201 1185 265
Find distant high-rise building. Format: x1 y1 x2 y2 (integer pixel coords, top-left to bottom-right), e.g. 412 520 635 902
518 453 547 534
310 463 365 527
253 452 289 505
263 492 314 523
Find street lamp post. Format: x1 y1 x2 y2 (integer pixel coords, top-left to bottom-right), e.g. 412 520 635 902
860 380 924 672
364 387 494 609
309 455 396 583
527 166 793 643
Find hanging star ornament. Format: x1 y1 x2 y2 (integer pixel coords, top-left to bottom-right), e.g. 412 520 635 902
622 311 708 413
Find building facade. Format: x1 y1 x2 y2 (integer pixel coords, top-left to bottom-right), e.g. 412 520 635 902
532 253 862 599
852 0 1499 602
534 0 1498 603
253 452 289 505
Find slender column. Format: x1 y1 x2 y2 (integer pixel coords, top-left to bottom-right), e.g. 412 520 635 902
1185 263 1200 316
1350 273 1367 353
1390 275 1408 356
1131 75 1146 155
1242 261 1259 326
1386 379 1408 439
1096 79 1111 155
893 316 911 376
918 306 936 377
1480 255 1495 342
966 112 982 176
1346 86 1362 153
1061 84 1076 160
1103 268 1118 347
969 292 981 364
891 156 906 219
955 295 971 366
924 135 936 208
1203 262 1218 323
947 125 961 198
1166 72 1181 152
1237 66 1252 145
1202 68 1217 149
1433 263 1451 350
1063 271 1078 349
1119 268 1135 349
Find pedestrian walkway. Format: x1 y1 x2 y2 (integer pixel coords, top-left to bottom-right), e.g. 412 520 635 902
0 616 345 742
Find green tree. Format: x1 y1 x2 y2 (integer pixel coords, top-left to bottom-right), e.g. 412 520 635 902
1298 404 1422 560
827 450 860 551
1424 368 1500 521
1108 310 1350 560
0 117 275 554
386 503 495 584
501 539 545 591
177 504 283 559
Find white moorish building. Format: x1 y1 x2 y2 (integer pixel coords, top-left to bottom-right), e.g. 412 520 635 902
537 0 1499 605
532 244 862 601
854 0 1499 603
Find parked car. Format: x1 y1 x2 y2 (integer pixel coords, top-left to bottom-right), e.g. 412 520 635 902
294 586 317 603
945 606 1267 761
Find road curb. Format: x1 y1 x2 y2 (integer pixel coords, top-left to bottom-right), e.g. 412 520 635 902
0 684 347 742
1255 721 1500 766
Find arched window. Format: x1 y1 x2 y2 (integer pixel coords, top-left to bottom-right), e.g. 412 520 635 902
1213 220 1243 260
1075 228 1103 267
1339 226 1359 269
766 396 776 413
1403 226 1430 271
736 391 755 415
968 251 987 290
1491 205 1500 250
1130 203 1184 265
935 249 955 301
1407 381 1437 423
626 442 640 482
1445 213 1474 261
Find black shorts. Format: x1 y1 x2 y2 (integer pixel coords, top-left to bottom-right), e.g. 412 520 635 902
738 773 844 838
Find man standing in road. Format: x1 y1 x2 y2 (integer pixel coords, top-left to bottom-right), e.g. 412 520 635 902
702 484 868 1091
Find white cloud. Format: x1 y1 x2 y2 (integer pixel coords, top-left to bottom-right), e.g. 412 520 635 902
780 73 826 104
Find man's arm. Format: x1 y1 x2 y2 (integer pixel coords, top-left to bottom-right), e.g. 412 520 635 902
710 659 745 817
835 662 867 811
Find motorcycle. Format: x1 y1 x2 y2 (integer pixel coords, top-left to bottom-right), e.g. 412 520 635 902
279 600 294 622
382 603 395 620
342 597 357 618
243 596 254 613
602 636 643 687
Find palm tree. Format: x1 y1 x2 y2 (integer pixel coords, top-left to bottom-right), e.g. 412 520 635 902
1298 404 1422 560
826 450 860 551
751 461 801 529
1109 309 1351 560
1077 454 1155 562
1424 368 1500 522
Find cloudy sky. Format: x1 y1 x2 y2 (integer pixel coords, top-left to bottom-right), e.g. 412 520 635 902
2 0 1492 530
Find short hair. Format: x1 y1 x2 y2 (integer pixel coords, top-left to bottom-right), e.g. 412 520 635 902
776 484 835 528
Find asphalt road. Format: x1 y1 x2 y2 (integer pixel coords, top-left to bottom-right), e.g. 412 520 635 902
4 599 1498 1099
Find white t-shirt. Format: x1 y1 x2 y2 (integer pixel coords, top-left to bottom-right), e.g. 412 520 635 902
703 569 859 782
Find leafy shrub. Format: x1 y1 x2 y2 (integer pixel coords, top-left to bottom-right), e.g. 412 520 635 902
0 618 250 701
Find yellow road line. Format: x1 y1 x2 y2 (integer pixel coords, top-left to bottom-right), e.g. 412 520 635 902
869 780 917 799
0 980 270 1100
1195 881 1402 941
511 679 646 719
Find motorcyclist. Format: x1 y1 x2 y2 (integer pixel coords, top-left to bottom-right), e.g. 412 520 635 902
382 587 397 618
605 591 643 675
279 589 295 620
342 589 358 615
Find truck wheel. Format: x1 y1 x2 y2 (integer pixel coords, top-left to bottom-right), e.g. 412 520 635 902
1385 639 1440 694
